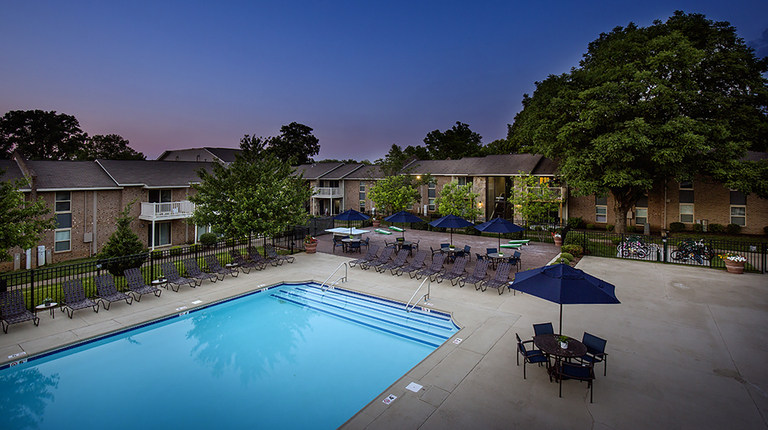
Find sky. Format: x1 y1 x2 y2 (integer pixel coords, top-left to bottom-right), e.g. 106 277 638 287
1 1 767 162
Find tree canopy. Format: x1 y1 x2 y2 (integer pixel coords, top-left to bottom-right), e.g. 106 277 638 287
0 170 56 261
511 173 561 224
510 11 768 232
367 175 419 216
0 110 86 160
435 180 482 221
98 200 146 276
189 136 312 239
423 121 484 160
268 122 320 165
77 134 145 161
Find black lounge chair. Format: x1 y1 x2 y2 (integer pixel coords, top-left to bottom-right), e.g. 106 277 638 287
516 333 549 379
161 263 197 292
265 244 295 265
415 252 446 281
398 251 427 277
124 268 162 301
95 274 134 310
0 290 39 333
247 246 270 271
349 245 379 268
183 258 219 284
204 255 239 280
481 262 512 294
361 247 393 271
459 259 489 289
61 279 99 318
230 250 257 273
378 249 410 274
436 255 468 286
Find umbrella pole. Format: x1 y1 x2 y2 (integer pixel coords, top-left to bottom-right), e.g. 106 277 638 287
559 304 563 334
498 233 501 250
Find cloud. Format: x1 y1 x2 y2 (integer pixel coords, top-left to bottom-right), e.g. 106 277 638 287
748 27 768 59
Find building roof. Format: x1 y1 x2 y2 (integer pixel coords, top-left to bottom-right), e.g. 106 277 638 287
26 161 121 191
345 164 384 179
204 147 240 163
405 154 550 176
97 160 213 188
292 163 344 179
319 163 365 180
0 159 27 189
156 147 240 164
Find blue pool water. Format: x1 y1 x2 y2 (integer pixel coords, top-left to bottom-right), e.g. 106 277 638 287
0 283 459 430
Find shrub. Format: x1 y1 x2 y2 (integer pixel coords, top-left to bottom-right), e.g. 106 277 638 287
189 244 202 253
559 252 574 262
606 224 614 232
97 201 147 276
560 244 583 258
627 225 636 233
226 238 237 247
586 224 595 230
692 223 703 233
150 250 164 259
566 217 583 229
669 222 685 232
563 232 585 247
611 237 622 246
169 246 184 256
709 223 725 233
199 233 218 247
726 223 742 235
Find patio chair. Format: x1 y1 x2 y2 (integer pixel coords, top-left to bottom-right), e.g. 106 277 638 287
475 253 486 262
554 360 595 403
441 243 450 249
265 244 295 265
459 259 489 289
124 268 162 301
230 249 256 274
430 246 442 259
361 237 371 251
398 251 427 277
348 240 362 253
378 249 410 275
161 262 197 292
415 252 446 281
204 255 239 280
486 248 497 255
349 245 379 268
61 279 99 318
361 247 394 271
481 262 512 294
0 290 39 333
332 236 344 253
436 255 468 286
533 322 555 337
579 332 609 376
247 246 270 271
183 258 219 284
516 333 548 379
507 251 522 272
94 274 134 310
455 245 471 262
411 240 420 252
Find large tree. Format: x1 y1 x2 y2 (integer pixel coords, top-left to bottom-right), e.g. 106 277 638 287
511 172 561 224
424 121 484 160
267 122 320 165
0 170 56 261
189 136 312 239
77 134 145 161
435 180 482 221
97 200 146 276
367 175 420 216
510 11 768 233
0 110 87 160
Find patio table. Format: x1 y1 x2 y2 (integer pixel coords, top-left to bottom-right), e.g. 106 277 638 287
487 252 513 269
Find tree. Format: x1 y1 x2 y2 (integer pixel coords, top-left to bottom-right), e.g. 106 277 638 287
510 11 768 233
424 121 483 160
76 134 145 161
267 122 320 165
97 200 146 276
190 136 312 239
510 173 561 224
0 170 56 261
435 180 482 221
367 175 419 216
0 110 86 160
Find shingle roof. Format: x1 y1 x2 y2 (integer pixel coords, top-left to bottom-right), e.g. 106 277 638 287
345 165 384 179
0 160 27 188
204 147 240 163
25 161 120 191
292 163 344 179
405 154 548 176
319 163 364 180
97 160 213 187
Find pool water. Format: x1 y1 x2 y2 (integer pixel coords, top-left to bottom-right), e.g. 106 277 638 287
0 283 459 430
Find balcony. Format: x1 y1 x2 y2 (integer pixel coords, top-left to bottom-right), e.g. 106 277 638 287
139 201 195 221
313 187 343 198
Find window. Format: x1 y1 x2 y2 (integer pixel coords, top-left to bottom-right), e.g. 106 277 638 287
359 182 366 212
428 182 436 211
595 196 607 223
635 195 648 226
680 204 694 223
54 192 71 252
679 181 693 190
730 206 746 226
457 177 473 186
148 189 172 203
152 222 171 247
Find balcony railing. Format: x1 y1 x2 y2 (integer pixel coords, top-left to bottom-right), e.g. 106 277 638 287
313 187 343 198
139 201 195 220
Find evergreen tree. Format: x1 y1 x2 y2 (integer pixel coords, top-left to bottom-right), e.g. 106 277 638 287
98 201 146 276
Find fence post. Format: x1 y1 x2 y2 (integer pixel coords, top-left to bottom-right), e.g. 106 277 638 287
29 268 35 311
150 250 155 281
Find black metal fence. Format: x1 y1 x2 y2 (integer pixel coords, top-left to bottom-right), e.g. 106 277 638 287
0 227 305 311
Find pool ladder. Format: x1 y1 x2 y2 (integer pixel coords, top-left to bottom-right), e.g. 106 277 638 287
321 262 348 291
406 277 431 312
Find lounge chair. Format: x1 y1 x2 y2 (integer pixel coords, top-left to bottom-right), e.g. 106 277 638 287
436 255 468 286
124 268 162 301
398 251 428 277
183 258 219 284
415 253 446 281
247 246 270 270
349 244 379 268
480 262 512 294
94 274 134 310
265 244 295 265
360 247 393 271
161 262 197 292
230 250 257 273
61 279 99 318
0 290 39 333
378 249 410 274
204 255 239 280
459 259 489 289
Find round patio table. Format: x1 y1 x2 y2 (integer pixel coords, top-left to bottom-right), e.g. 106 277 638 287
534 333 587 359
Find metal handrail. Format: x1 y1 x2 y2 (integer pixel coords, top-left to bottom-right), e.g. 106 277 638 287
406 277 431 312
321 262 348 291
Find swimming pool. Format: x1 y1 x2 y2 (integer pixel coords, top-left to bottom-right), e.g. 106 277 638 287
0 283 459 430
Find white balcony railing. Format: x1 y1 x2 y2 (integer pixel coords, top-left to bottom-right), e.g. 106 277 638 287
139 201 195 220
313 187 343 198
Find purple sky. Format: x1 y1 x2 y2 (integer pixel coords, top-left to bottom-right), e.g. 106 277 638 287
2 1 766 162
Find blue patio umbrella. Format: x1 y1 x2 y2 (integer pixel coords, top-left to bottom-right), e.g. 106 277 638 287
383 210 423 237
334 209 370 234
429 214 474 245
474 217 524 249
510 264 620 333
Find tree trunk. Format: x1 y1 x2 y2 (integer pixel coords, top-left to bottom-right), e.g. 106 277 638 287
611 189 638 234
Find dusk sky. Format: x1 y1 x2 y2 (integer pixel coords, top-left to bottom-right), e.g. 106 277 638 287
2 1 767 162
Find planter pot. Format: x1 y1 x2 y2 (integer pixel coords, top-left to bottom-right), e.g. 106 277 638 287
553 237 563 247
724 259 744 274
304 242 318 254
559 341 568 349
372 220 380 228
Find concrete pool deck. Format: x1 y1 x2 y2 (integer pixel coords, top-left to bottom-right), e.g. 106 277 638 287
1 253 766 429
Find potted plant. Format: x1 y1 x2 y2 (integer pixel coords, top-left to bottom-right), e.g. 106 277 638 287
372 217 380 228
552 230 563 246
719 252 746 274
304 235 318 254
556 335 569 349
